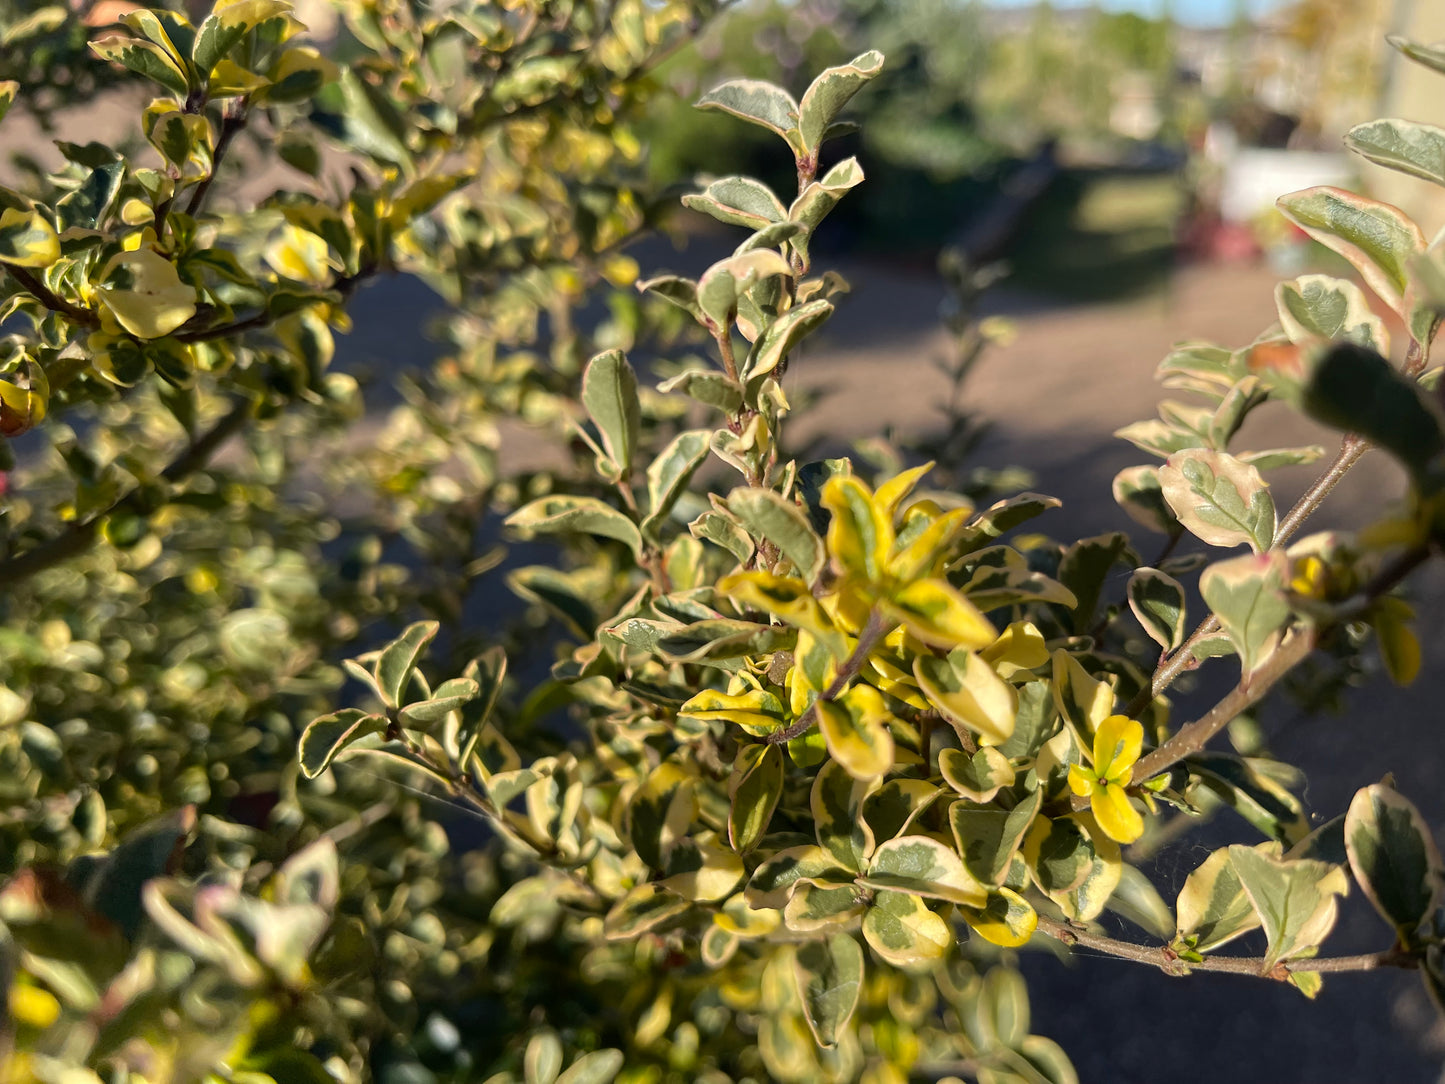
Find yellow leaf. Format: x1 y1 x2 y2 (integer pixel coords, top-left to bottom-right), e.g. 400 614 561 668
719 570 844 654
96 249 196 339
0 207 60 267
679 688 788 736
913 649 1015 745
888 506 970 582
822 474 894 584
1091 781 1144 844
1092 714 1142 784
873 461 933 516
881 577 995 650
266 223 333 284
1067 764 1094 799
817 687 894 780
959 887 1038 948
981 620 1049 679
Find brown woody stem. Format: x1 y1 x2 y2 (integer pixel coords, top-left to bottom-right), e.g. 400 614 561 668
1034 915 1411 978
765 609 893 744
3 265 97 327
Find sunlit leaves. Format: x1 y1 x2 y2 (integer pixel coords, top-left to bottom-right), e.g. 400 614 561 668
97 249 198 339
817 685 895 780
861 890 951 967
882 578 995 651
1228 845 1348 971
726 489 826 582
1276 186 1424 319
0 208 61 268
506 495 644 558
1199 552 1291 677
729 743 784 853
914 650 1016 746
1345 784 1442 946
1174 845 1262 954
861 834 987 906
1159 449 1275 552
695 79 801 150
797 51 884 153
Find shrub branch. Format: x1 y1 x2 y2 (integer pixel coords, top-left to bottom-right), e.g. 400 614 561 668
765 609 892 744
1034 915 1411 978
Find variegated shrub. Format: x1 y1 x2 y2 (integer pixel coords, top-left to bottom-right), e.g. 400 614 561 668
298 36 1445 1084
9 5 1445 1082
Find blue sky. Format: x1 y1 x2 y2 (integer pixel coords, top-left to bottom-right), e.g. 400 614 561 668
986 0 1285 27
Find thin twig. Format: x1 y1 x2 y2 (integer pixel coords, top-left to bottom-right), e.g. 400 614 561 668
1122 627 1315 787
183 103 247 219
3 265 97 327
765 610 893 744
1034 914 1411 978
0 395 253 587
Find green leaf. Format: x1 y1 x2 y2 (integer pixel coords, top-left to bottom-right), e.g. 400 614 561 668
0 81 15 125
376 620 440 709
506 495 643 557
1106 863 1174 940
1389 34 1445 75
457 646 508 772
1228 844 1348 970
581 349 641 481
1019 1036 1079 1084
727 487 825 582
1345 784 1442 945
1276 186 1423 317
299 709 387 779
811 758 877 873
1199 552 1291 677
784 882 864 933
629 762 696 869
978 966 1029 1050
1159 448 1275 552
1301 343 1445 488
797 51 884 152
1189 752 1310 843
746 844 854 909
861 890 951 966
90 37 191 96
56 163 125 233
219 608 293 671
861 834 987 906
0 207 60 268
1022 816 1095 897
793 933 864 1047
1127 567 1187 651
728 743 784 854
656 619 794 665
1275 274 1389 353
330 68 414 172
690 509 755 565
695 78 801 150
817 693 894 781
788 158 864 268
556 1050 625 1084
939 747 1015 804
656 369 742 413
399 677 479 727
1058 532 1138 634
525 1031 563 1084
603 884 689 940
744 298 833 381
958 492 1063 552
192 0 289 74
682 176 786 230
1175 844 1262 953
638 431 706 533
950 786 1041 885
638 274 703 322
697 249 792 329
1353 117 1445 189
